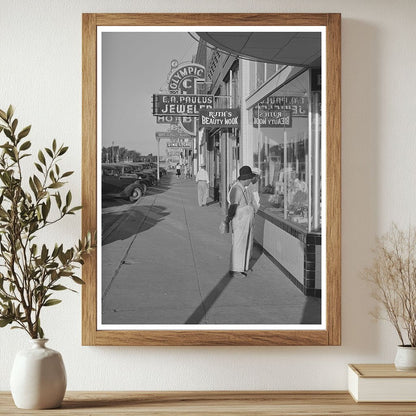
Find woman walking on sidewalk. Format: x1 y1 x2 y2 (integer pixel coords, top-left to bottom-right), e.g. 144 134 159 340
225 166 255 278
195 164 209 206
175 162 181 179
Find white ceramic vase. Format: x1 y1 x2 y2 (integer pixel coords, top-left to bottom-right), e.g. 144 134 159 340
394 345 416 371
10 339 67 409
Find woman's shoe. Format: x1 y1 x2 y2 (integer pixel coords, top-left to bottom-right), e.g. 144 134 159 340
230 271 247 278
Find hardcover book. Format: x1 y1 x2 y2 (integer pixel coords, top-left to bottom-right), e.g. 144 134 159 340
348 364 416 402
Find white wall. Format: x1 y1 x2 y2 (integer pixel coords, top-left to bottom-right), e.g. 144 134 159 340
1 0 416 391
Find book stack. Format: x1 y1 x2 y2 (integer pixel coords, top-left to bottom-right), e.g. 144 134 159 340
348 364 416 402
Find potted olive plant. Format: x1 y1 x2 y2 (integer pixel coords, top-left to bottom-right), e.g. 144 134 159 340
363 223 416 370
0 106 94 409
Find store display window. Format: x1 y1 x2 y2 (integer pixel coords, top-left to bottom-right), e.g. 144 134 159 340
250 69 321 232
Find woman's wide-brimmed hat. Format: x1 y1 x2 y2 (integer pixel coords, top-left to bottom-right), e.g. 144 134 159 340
252 167 261 175
238 165 255 180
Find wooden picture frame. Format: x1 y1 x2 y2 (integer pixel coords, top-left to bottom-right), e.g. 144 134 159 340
82 13 341 346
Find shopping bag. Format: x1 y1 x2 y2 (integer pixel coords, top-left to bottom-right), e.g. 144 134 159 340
219 220 229 234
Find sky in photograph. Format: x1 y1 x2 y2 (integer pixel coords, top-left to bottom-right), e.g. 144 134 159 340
101 31 198 156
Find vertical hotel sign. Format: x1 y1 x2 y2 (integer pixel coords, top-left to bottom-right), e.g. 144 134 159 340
168 61 206 135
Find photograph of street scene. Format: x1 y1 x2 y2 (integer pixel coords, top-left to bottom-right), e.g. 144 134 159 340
99 29 324 328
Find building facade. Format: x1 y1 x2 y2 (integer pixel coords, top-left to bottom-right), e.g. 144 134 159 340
195 32 323 296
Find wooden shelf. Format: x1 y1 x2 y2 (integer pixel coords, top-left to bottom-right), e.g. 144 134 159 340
2 391 416 415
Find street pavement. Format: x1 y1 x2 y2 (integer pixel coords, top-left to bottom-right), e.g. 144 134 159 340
101 172 321 325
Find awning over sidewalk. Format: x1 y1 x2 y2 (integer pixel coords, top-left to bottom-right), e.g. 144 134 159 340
196 32 321 68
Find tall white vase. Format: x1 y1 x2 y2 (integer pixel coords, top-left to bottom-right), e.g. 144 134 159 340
10 339 67 409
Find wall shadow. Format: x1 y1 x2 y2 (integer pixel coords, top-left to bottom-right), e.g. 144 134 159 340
341 18 381 355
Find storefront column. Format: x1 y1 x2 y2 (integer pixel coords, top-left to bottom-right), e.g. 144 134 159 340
220 133 227 215
307 71 313 233
312 92 321 231
240 59 252 166
283 129 288 219
156 137 160 181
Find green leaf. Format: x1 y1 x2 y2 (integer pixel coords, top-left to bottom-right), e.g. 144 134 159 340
43 299 62 307
11 118 18 133
4 129 12 140
45 148 53 158
65 191 72 207
69 206 82 213
19 140 31 151
0 317 13 327
33 175 42 192
55 192 62 208
50 285 68 291
52 139 57 152
6 105 14 121
58 250 66 264
38 325 44 339
71 276 85 285
0 109 7 121
58 146 68 156
61 171 74 179
59 271 73 277
41 244 48 262
17 125 31 140
48 182 64 189
41 202 50 221
38 150 46 165
29 177 38 197
34 163 43 174
31 244 38 256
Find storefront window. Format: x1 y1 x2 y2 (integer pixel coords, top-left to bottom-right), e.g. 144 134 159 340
266 63 277 80
250 69 321 232
256 62 265 88
249 60 256 92
231 64 239 108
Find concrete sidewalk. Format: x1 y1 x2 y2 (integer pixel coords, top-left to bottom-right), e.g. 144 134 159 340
101 173 321 325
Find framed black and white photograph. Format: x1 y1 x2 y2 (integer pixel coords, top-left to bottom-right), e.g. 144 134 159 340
82 13 341 346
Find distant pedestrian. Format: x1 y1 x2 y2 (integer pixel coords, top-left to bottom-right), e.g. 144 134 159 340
225 166 256 278
176 162 181 179
195 164 209 206
185 164 192 179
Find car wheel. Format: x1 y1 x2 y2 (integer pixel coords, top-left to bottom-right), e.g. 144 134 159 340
129 187 142 202
141 183 147 193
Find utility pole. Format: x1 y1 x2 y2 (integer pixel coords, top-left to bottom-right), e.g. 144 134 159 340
156 137 160 181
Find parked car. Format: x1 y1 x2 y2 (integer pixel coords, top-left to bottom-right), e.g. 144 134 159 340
102 163 146 202
120 164 156 187
133 173 152 188
148 163 166 177
141 169 158 182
